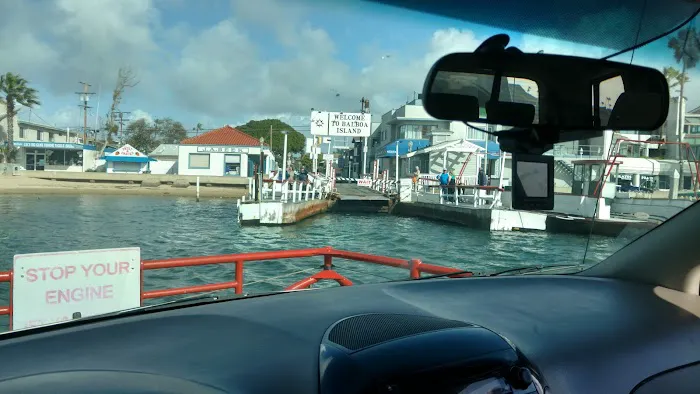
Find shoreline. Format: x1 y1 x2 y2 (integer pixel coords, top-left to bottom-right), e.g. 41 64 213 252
0 176 246 199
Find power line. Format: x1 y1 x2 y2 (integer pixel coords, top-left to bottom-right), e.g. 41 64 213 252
112 111 131 144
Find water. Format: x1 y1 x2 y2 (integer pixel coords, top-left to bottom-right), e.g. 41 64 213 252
0 195 630 329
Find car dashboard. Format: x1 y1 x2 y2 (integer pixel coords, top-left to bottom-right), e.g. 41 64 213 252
0 275 699 393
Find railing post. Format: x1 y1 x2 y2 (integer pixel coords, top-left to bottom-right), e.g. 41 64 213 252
409 258 422 279
8 271 13 331
293 182 297 203
323 246 334 270
235 260 244 294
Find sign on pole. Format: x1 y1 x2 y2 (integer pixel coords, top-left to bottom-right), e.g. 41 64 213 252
327 112 371 137
12 247 141 330
311 111 371 137
311 111 329 135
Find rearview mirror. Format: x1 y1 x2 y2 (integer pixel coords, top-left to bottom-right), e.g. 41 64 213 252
511 154 554 211
422 51 669 131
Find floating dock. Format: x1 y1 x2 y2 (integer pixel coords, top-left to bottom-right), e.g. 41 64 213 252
237 176 393 226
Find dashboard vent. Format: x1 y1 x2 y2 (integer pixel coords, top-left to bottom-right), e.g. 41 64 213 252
327 313 470 351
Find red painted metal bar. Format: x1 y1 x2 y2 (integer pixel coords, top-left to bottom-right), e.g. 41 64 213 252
0 247 472 325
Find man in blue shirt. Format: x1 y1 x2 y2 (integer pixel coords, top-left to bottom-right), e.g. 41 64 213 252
437 169 450 201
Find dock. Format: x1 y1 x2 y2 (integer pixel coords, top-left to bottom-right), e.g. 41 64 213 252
331 183 391 213
237 176 395 225
237 174 663 236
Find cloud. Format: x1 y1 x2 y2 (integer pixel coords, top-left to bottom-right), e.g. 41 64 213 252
130 109 154 124
2 0 698 129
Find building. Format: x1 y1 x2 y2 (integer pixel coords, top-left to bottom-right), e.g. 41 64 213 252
0 110 96 171
148 144 179 175
104 144 154 174
177 125 274 177
368 96 517 178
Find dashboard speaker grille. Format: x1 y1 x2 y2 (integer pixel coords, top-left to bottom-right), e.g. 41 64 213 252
327 313 469 351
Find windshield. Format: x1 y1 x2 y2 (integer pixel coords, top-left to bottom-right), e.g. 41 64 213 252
0 0 698 332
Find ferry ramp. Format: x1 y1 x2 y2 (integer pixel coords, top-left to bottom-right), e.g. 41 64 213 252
332 183 391 213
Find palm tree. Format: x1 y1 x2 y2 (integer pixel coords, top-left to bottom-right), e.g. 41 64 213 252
0 72 40 162
662 66 690 90
668 28 700 162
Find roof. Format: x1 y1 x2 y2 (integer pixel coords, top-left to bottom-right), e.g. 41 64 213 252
105 144 154 162
17 120 66 133
180 125 266 146
402 139 484 158
149 143 179 156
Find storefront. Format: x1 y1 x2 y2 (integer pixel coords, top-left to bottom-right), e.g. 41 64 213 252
14 141 89 171
177 126 275 177
104 144 154 174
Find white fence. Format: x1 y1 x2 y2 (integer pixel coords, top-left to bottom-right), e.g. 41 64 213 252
245 173 332 203
410 175 503 208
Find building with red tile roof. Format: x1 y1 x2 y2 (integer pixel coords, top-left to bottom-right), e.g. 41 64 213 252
178 125 274 177
180 125 268 147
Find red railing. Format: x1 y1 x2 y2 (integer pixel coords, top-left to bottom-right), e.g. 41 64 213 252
0 247 472 329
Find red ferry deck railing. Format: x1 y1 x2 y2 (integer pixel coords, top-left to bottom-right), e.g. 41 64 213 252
0 247 471 328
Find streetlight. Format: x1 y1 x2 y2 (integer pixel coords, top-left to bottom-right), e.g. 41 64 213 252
408 141 413 177
281 130 289 182
395 140 400 183
258 136 264 202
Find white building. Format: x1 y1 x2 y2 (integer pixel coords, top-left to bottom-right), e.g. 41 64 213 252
0 109 96 171
104 144 153 174
177 125 274 177
148 144 179 175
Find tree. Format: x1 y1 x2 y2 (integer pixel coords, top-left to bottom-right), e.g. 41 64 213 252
104 67 139 147
0 73 40 162
124 118 159 154
123 117 188 153
154 118 187 144
668 28 700 160
299 153 323 171
662 66 690 90
236 119 305 160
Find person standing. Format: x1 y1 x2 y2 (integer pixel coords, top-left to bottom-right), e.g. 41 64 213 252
412 166 420 192
437 168 450 202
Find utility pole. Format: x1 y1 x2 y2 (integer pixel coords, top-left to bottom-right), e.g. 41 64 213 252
76 82 95 145
112 111 130 145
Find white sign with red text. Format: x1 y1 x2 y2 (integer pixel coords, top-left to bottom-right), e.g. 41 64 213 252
12 247 141 330
357 178 372 187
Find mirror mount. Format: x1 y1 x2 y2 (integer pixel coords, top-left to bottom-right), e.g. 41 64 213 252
495 127 554 155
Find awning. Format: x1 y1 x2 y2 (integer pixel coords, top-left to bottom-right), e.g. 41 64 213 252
377 139 430 158
104 156 155 163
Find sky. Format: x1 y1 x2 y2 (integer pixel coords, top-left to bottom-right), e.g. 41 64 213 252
1 0 698 138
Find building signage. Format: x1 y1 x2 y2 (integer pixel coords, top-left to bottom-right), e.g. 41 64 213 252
197 146 250 153
111 144 144 157
12 247 141 330
13 141 83 150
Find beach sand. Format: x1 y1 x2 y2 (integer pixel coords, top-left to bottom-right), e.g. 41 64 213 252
0 175 247 199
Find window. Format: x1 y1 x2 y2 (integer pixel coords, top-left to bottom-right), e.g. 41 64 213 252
36 130 42 140
19 128 25 138
189 153 210 169
399 124 437 139
224 154 241 176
